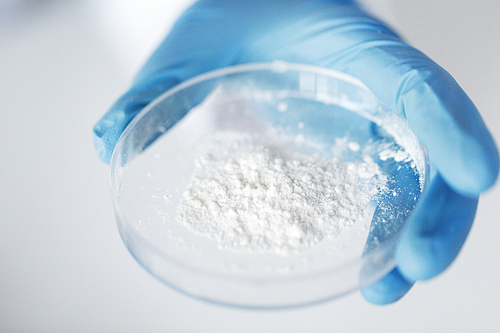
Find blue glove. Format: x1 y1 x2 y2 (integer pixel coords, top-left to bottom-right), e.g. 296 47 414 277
93 0 499 304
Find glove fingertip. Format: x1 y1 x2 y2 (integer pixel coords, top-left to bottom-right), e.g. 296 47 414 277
396 235 439 282
439 133 500 197
396 226 472 282
396 175 478 281
361 268 413 305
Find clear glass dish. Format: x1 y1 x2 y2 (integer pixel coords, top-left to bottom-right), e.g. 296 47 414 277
110 62 429 309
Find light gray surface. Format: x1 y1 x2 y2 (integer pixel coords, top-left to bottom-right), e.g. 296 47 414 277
0 1 499 332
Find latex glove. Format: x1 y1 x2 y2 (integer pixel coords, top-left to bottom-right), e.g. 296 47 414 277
93 0 499 304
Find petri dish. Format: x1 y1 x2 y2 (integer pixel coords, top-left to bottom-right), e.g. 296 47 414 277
110 62 429 309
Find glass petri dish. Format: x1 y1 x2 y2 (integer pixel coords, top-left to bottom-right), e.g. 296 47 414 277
110 62 429 309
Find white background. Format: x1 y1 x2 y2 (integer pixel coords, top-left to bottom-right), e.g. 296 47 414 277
1 0 499 332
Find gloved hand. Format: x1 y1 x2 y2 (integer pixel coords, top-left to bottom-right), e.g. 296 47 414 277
93 0 499 304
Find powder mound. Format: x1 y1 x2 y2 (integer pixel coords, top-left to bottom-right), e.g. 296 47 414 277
176 136 384 255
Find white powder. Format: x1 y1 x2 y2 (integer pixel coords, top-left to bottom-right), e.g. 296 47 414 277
176 132 385 255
